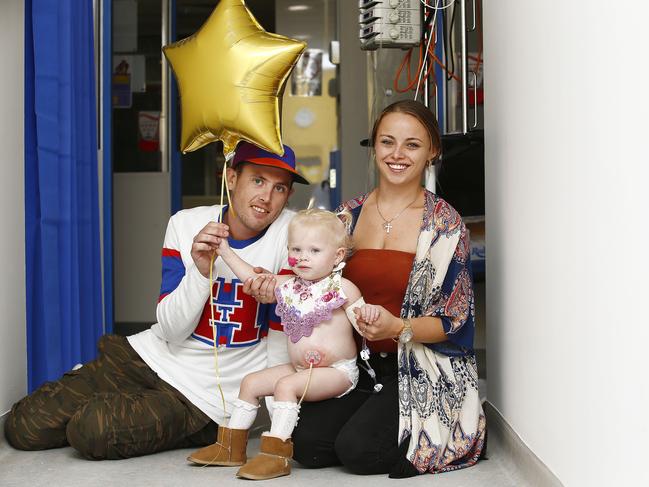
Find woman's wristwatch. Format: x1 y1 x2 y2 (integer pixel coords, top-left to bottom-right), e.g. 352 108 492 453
394 318 414 344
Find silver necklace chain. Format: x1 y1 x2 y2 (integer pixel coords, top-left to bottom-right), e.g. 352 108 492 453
375 191 420 234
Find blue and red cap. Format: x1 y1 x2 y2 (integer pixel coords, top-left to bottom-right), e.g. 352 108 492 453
232 142 309 185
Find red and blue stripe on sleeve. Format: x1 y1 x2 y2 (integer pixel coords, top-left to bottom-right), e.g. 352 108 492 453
159 248 185 302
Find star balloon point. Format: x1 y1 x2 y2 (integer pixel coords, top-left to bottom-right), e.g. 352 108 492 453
163 0 306 155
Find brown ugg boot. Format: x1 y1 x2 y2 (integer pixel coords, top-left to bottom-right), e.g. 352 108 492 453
186 426 248 466
236 434 293 480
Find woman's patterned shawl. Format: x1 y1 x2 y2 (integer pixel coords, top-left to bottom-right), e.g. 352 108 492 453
340 190 484 474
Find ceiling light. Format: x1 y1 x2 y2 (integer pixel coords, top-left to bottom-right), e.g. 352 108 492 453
288 5 311 12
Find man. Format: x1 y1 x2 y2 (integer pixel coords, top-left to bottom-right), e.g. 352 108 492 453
4 142 308 459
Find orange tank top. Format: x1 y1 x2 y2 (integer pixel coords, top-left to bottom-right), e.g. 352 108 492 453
344 249 415 353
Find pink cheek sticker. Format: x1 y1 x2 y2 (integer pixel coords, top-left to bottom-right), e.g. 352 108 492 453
288 256 298 267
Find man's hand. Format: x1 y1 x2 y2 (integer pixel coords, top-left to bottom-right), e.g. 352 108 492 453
191 222 229 278
242 267 277 303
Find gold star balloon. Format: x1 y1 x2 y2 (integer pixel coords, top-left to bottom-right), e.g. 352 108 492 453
163 0 306 155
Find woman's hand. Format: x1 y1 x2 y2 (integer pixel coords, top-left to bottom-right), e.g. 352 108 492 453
354 305 403 341
358 303 381 324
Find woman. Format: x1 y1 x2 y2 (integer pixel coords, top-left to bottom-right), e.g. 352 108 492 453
291 100 485 477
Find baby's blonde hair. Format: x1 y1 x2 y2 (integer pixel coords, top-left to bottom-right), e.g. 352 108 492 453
288 208 353 255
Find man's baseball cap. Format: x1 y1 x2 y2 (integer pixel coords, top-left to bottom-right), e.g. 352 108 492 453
232 142 309 185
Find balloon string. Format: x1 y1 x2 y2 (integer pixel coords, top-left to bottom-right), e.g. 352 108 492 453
209 255 226 417
223 151 235 219
208 151 236 417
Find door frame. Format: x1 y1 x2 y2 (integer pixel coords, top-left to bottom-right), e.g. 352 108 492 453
100 0 183 333
101 0 113 333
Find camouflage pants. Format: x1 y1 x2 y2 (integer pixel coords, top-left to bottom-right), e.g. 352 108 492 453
4 335 217 459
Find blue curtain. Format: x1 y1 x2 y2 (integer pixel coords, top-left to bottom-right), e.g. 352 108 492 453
25 0 103 391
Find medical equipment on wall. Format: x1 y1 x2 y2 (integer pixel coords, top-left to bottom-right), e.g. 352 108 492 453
362 0 482 135
359 0 422 50
362 0 483 197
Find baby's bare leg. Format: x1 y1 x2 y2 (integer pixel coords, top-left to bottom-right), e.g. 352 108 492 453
239 364 295 405
274 368 351 403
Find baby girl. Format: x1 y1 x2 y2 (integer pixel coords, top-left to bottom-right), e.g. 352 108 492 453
188 208 377 480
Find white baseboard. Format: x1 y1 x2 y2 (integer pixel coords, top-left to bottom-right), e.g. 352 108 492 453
484 401 564 487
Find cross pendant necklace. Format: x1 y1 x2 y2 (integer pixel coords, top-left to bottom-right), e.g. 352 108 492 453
376 190 421 235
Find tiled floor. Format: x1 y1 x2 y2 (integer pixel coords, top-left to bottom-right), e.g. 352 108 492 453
1 374 499 487
0 434 527 487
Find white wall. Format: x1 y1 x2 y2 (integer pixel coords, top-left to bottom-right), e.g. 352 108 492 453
484 2 649 486
0 0 26 415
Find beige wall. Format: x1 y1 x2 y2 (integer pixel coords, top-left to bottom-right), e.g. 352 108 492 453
114 173 170 323
337 0 370 201
0 0 26 415
484 2 649 485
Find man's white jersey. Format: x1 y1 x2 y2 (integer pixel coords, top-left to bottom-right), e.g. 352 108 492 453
128 205 292 423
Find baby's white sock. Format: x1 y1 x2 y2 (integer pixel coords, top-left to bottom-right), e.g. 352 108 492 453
268 401 300 440
227 398 259 430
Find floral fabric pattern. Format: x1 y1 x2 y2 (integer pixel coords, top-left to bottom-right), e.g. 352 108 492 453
275 273 347 343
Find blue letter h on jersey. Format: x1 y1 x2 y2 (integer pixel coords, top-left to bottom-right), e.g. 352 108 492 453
210 277 244 346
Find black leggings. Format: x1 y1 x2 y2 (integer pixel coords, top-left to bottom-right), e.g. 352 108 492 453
293 353 403 475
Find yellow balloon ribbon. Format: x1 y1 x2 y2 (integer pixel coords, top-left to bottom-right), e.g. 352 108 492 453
208 152 235 416
163 0 306 155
